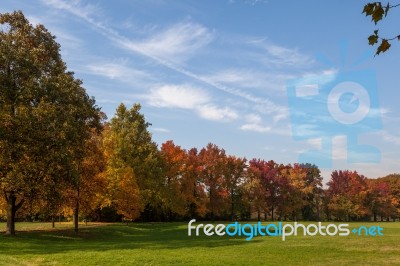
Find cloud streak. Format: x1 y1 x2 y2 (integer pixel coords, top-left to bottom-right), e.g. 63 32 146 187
85 61 152 84
240 114 271 133
41 0 288 122
147 84 238 122
148 84 210 109
248 39 314 68
134 22 214 64
198 104 238 121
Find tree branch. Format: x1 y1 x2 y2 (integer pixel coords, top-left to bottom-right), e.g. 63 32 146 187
15 198 25 211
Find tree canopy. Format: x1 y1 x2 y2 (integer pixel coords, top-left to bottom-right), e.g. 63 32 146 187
0 11 101 235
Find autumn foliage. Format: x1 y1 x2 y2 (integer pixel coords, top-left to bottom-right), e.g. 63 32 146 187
1 11 400 234
3 100 400 224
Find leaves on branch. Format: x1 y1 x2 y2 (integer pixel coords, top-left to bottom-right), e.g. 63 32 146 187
363 2 385 24
376 39 391 55
368 30 379 45
363 2 400 55
385 2 391 15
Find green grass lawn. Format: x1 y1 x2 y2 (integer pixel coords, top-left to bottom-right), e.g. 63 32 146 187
0 221 399 265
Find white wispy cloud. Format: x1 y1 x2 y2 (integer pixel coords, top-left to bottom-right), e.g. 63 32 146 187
43 0 101 21
133 22 214 64
240 114 271 133
290 69 338 90
254 103 288 122
379 131 400 146
306 138 322 149
248 39 314 67
85 61 151 82
147 84 238 122
152 127 170 133
40 0 287 122
291 124 321 138
240 123 271 133
206 68 292 92
265 44 312 66
198 104 238 121
148 84 210 109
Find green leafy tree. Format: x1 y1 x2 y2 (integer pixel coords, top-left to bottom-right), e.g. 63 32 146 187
103 103 161 222
64 127 107 231
0 11 101 235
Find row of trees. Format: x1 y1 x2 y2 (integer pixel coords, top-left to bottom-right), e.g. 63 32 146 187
1 100 400 229
1 11 399 236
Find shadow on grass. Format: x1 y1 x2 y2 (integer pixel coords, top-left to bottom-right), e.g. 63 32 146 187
0 223 262 256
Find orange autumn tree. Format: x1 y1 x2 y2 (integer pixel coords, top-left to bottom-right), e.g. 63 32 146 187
159 140 187 219
243 164 267 221
198 143 229 220
62 127 107 230
279 164 308 221
160 141 213 220
184 148 208 218
248 159 286 220
366 174 400 221
379 174 400 220
279 164 323 221
327 170 369 221
224 155 247 221
365 178 395 221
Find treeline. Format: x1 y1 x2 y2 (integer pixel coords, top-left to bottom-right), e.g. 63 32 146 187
1 11 399 236
2 102 400 226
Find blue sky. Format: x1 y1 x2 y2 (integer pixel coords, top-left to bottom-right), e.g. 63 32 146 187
2 1 400 183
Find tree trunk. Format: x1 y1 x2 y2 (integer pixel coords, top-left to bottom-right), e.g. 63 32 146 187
6 193 16 235
52 216 55 228
374 212 377 222
209 186 214 221
231 200 234 221
271 206 274 221
5 192 23 236
230 186 235 221
74 200 79 234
